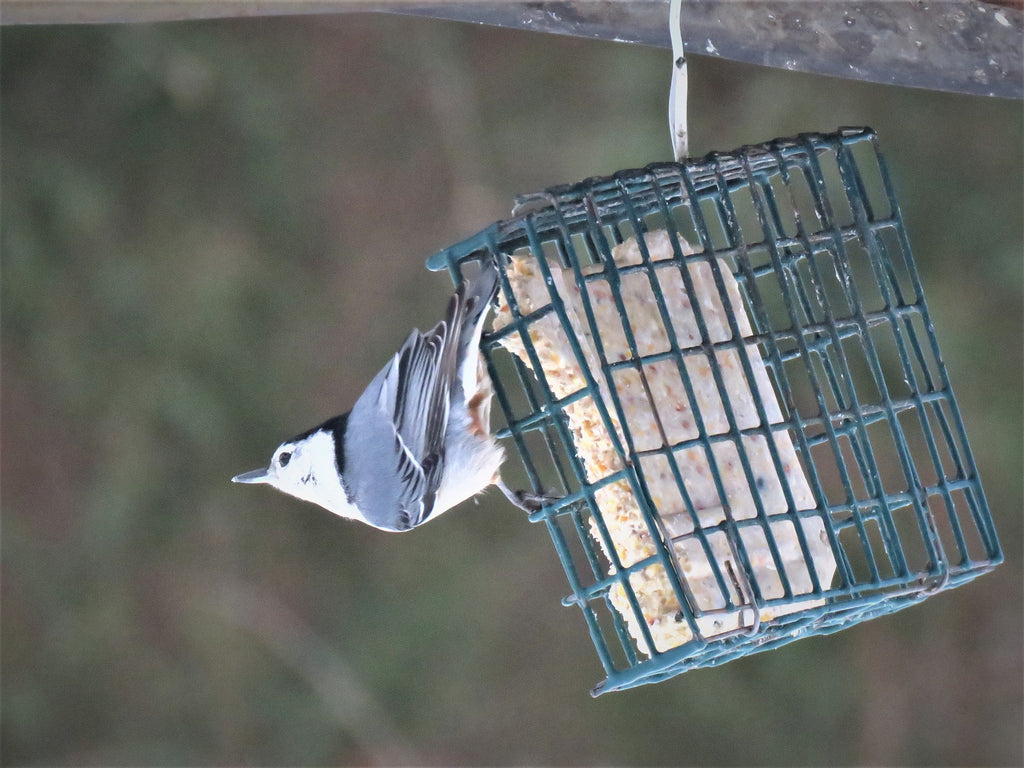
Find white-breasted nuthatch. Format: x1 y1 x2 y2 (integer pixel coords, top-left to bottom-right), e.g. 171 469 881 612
232 264 544 531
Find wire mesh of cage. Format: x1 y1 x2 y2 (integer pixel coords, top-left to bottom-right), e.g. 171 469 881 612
426 127 1002 695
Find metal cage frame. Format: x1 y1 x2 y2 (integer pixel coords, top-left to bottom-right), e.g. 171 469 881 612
427 127 1002 695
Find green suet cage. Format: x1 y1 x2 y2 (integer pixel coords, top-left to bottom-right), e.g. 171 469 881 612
427 127 1002 695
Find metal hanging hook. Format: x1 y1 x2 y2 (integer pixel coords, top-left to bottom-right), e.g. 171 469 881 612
669 0 688 161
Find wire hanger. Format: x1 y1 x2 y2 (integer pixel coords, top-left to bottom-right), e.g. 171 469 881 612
668 0 688 162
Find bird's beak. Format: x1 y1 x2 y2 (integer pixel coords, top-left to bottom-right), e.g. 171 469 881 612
232 468 272 484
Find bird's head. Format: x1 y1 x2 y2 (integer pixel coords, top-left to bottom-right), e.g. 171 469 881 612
232 423 359 521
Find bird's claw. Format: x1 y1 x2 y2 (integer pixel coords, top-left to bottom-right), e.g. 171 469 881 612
496 480 559 513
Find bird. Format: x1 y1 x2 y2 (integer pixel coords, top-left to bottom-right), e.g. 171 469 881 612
232 262 546 531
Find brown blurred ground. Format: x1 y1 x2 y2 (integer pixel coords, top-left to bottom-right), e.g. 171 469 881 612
2 13 1022 766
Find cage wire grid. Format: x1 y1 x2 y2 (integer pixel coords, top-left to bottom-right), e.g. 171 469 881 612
426 127 1001 695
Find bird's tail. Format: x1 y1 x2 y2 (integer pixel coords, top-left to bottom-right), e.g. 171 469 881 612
455 259 501 407
465 259 500 325
456 259 499 347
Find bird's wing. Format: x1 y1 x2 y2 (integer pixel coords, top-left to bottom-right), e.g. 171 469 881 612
376 283 469 527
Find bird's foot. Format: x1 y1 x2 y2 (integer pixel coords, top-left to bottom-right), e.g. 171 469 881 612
496 480 559 514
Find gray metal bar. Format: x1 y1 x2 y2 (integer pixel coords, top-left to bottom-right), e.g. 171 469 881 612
2 1 1021 98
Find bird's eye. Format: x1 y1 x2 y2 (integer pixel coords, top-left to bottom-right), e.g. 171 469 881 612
278 451 292 467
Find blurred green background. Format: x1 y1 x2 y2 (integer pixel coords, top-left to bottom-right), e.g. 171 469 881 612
2 13 1021 766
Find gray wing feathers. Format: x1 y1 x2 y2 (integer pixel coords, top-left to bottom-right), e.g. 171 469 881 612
376 279 481 527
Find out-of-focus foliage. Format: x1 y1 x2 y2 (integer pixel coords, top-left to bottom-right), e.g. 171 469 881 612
2 14 1021 766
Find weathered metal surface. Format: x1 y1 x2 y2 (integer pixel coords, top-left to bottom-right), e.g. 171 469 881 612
2 1 1021 98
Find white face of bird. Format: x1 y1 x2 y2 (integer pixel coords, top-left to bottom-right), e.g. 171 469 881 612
232 430 361 522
